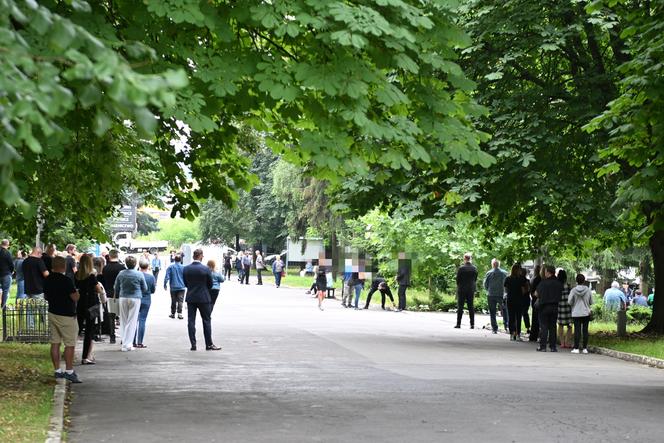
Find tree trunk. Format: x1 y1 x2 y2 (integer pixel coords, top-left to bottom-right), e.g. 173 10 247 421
35 204 44 248
640 253 650 299
642 229 664 334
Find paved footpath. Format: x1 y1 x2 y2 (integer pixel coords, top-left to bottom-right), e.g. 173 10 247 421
69 279 664 443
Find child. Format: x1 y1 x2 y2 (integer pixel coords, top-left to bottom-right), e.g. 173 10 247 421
316 269 327 311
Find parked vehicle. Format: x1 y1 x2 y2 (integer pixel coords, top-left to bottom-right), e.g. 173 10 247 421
113 232 168 253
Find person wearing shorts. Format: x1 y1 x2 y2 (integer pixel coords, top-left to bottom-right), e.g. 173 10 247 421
315 269 327 311
44 256 82 383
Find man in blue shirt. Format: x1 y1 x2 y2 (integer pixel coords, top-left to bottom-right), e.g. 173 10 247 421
164 255 186 319
151 253 162 282
604 281 626 311
632 291 648 307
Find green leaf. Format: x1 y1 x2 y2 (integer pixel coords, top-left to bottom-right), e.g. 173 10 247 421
93 111 112 136
484 71 503 80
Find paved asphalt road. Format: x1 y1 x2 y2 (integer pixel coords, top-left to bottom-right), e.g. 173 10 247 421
68 277 664 442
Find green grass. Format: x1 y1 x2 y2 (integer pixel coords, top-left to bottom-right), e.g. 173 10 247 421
0 343 54 442
590 335 664 360
589 321 643 335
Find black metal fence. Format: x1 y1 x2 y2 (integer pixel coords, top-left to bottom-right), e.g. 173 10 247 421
1 299 51 343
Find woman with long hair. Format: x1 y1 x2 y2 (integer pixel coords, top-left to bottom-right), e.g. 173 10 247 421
557 269 573 349
75 254 103 364
208 260 225 311
504 263 528 341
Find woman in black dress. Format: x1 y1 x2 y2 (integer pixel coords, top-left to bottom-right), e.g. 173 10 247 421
504 264 528 341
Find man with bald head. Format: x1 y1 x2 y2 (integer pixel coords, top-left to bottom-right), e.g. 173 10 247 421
455 252 478 329
483 258 507 334
23 246 49 300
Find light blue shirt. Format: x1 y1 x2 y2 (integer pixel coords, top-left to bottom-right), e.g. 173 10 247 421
164 263 185 291
151 257 162 270
604 287 626 310
211 271 225 290
114 269 148 299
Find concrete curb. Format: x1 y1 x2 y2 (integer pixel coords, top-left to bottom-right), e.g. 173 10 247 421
589 346 664 369
45 378 68 443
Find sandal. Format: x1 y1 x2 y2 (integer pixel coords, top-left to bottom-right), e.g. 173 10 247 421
82 359 96 365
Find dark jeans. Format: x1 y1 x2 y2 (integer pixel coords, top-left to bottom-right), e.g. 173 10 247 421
242 265 250 284
0 274 11 308
224 266 232 280
79 311 95 360
529 298 540 341
256 269 263 285
522 299 531 330
152 269 160 282
456 292 475 326
187 302 213 347
210 289 220 310
501 299 509 331
365 287 395 309
237 267 244 282
507 298 522 335
573 316 590 349
274 271 282 287
170 290 185 315
539 304 558 350
487 296 503 332
397 285 407 310
103 307 116 340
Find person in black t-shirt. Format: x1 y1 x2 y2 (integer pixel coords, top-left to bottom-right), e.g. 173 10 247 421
102 249 126 344
44 256 81 383
534 265 564 352
65 244 78 281
23 247 49 297
41 243 57 273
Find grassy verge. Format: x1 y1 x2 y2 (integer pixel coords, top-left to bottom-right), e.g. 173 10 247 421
0 343 54 442
590 334 664 360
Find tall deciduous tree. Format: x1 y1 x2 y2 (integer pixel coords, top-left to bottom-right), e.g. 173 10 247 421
2 0 489 246
331 0 626 250
586 0 664 333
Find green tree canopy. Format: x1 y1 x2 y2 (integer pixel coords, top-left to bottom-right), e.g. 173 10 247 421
1 0 491 247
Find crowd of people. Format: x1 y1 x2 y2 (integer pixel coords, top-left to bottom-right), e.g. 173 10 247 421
2 238 657 384
479 254 650 353
1 239 231 383
297 251 653 355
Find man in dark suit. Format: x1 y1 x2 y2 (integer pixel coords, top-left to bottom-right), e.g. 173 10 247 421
183 248 221 351
455 252 478 329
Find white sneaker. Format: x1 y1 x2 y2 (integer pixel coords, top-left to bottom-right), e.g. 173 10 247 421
582 349 588 354
571 348 580 354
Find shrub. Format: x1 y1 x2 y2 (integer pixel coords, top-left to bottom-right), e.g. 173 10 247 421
626 305 652 324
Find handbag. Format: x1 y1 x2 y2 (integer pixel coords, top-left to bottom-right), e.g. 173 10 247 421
107 297 120 315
